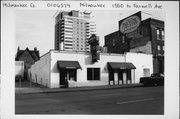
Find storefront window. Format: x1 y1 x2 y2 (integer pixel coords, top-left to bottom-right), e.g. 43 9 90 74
87 68 100 80
69 69 77 81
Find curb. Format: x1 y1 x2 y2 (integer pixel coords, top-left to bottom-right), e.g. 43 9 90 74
15 84 143 95
45 84 143 94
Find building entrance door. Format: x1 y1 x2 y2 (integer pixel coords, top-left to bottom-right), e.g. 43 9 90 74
109 71 114 85
118 70 123 84
60 69 77 88
60 69 68 88
109 70 126 85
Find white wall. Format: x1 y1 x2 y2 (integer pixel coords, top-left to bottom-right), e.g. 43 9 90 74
30 53 50 87
50 50 125 88
125 52 153 83
15 61 24 77
30 50 153 88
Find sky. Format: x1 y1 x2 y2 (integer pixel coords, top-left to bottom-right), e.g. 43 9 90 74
15 10 165 56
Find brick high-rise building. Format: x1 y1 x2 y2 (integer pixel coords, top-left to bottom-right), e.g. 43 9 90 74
55 10 96 52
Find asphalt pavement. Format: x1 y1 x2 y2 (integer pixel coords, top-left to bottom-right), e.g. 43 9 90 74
15 86 164 114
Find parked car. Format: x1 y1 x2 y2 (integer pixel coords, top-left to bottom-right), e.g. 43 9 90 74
140 73 164 86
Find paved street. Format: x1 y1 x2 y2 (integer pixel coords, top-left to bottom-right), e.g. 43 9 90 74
15 86 164 114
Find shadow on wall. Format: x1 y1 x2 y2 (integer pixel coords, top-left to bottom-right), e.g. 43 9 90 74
52 62 59 73
84 55 92 65
102 64 108 73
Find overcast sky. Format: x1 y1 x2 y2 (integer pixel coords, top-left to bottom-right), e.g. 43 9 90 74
15 10 165 56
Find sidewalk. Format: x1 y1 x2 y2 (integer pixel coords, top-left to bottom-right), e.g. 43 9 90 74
15 83 143 95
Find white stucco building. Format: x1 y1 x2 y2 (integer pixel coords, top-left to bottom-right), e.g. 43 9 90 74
29 50 153 88
15 61 24 78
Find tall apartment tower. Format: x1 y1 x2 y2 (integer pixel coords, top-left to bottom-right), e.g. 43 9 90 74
55 10 96 52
